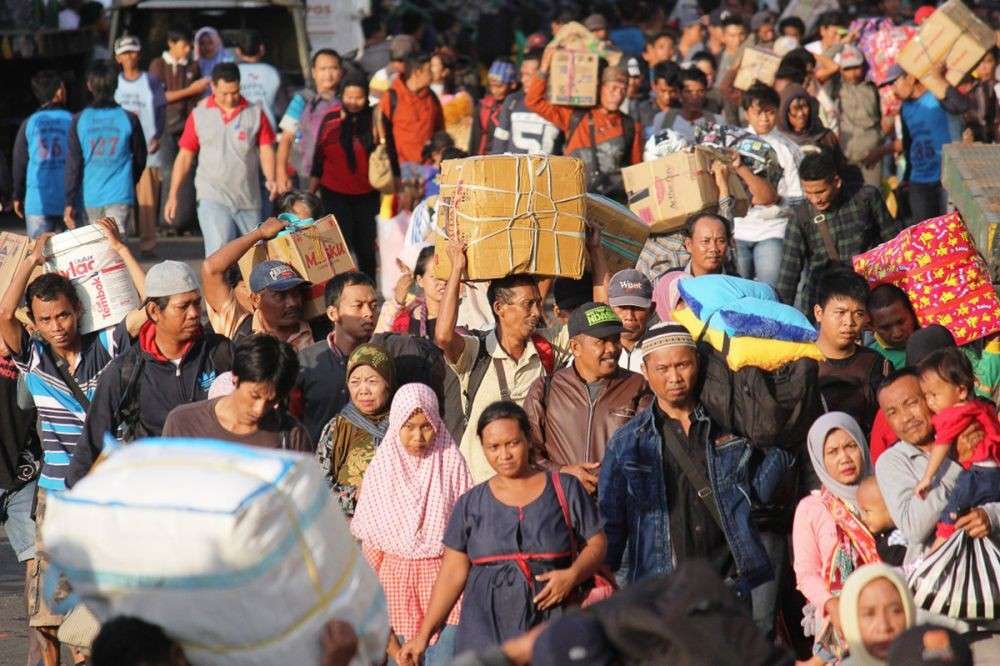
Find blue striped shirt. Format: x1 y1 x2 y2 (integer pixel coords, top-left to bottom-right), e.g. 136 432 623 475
13 321 130 490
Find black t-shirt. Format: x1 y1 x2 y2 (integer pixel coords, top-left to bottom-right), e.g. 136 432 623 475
654 404 735 579
818 345 889 434
0 356 39 490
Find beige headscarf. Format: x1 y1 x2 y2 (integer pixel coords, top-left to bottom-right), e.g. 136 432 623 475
839 563 917 666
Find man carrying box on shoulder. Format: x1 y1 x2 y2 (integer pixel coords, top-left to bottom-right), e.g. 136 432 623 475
526 44 642 203
201 216 319 352
0 217 147 664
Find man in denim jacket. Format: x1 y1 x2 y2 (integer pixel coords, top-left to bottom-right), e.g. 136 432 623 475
599 322 791 598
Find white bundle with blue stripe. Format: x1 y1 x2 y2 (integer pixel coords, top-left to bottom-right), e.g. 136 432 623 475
41 437 389 665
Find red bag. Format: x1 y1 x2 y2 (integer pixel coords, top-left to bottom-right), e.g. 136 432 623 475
550 471 617 607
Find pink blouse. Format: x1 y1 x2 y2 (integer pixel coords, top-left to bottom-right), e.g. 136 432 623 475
792 491 840 636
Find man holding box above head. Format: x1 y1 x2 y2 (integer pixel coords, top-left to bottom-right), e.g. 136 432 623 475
525 45 642 203
435 235 609 483
0 218 147 662
163 62 278 256
201 216 318 352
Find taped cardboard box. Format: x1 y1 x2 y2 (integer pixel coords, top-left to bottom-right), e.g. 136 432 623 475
237 215 356 319
941 142 1000 279
896 0 993 98
433 154 587 280
585 193 650 274
548 50 600 107
622 148 750 233
734 48 781 91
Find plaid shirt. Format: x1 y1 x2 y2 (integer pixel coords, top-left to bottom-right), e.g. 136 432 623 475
775 185 900 306
636 196 738 283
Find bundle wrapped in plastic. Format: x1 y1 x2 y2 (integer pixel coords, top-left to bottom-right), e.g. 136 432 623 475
642 127 691 163
42 437 390 666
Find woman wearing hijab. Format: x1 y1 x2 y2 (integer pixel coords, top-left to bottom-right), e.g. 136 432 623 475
839 564 916 665
778 84 841 153
194 27 229 80
309 71 378 279
397 401 606 666
315 344 394 518
793 412 881 661
351 383 472 665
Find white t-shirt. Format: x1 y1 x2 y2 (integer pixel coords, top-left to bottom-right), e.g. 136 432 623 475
733 127 804 242
237 62 281 128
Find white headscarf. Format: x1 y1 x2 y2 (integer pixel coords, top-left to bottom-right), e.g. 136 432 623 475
839 563 916 666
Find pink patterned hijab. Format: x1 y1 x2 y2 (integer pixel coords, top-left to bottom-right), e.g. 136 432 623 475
350 383 472 559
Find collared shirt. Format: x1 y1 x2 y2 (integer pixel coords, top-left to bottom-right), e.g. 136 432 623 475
449 330 546 483
619 342 644 373
774 185 900 305
178 95 276 152
206 294 314 352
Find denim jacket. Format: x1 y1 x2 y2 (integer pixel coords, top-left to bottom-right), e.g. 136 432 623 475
598 403 792 593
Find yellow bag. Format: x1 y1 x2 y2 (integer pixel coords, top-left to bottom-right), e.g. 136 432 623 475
673 305 824 371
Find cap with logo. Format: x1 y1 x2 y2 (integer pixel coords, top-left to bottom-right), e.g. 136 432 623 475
626 57 642 78
114 35 141 55
568 301 623 339
145 261 200 299
608 269 653 308
248 260 311 294
488 60 517 85
835 45 864 69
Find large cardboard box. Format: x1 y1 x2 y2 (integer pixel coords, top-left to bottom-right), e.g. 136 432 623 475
433 155 587 280
734 48 781 91
237 215 356 319
0 232 30 304
585 193 650 275
622 148 750 233
548 50 600 107
896 0 993 98
941 142 1000 280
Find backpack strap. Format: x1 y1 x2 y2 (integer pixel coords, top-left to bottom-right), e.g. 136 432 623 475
462 332 493 426
551 470 579 555
566 109 588 153
231 315 254 345
659 424 725 531
621 112 636 164
53 357 90 411
112 349 146 442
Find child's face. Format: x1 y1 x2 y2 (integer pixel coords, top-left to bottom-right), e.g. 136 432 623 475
746 101 777 136
858 485 894 534
168 38 192 61
841 66 864 84
919 369 968 414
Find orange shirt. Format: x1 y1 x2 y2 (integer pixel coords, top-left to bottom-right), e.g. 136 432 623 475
380 77 444 164
525 74 642 165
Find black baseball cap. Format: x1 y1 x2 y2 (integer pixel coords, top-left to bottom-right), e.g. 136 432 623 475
568 302 623 339
888 625 972 666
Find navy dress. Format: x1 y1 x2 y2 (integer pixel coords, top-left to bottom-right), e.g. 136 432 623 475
443 472 604 654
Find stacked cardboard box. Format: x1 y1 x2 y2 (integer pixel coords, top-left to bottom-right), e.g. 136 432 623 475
585 194 650 274
941 142 1000 281
546 21 622 107
734 48 782 91
621 147 750 233
238 215 356 319
433 154 587 280
896 0 993 99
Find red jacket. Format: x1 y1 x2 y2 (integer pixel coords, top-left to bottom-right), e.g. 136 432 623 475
380 77 444 165
312 111 374 195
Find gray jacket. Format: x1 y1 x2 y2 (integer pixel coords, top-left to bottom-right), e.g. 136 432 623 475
874 441 1000 564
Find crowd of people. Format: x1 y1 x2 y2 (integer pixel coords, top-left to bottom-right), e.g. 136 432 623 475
4 0 1000 665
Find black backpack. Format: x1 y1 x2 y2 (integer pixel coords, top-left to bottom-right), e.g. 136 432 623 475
589 559 794 666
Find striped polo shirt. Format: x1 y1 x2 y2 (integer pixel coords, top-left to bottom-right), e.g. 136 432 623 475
13 321 130 490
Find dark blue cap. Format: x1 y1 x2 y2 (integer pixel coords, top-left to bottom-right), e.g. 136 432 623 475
248 260 311 294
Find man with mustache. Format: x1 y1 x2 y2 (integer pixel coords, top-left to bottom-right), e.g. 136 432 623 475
875 368 998 564
522 302 651 494
201 216 318 352
609 269 656 373
682 212 734 277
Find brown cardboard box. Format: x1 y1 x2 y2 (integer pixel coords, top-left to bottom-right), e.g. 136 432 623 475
551 21 623 66
0 232 31 305
622 148 750 233
896 0 993 98
433 155 587 280
734 48 781 91
585 193 650 275
237 215 356 319
548 49 600 107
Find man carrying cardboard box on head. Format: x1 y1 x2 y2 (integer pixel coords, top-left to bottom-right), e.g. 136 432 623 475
201 217 320 352
526 44 642 203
